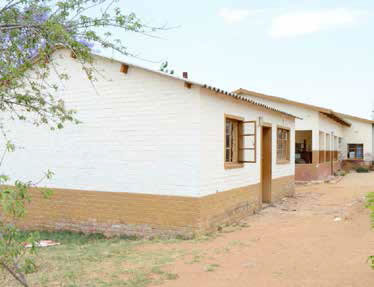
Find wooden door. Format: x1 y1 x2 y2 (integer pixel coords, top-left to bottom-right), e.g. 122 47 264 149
261 126 272 203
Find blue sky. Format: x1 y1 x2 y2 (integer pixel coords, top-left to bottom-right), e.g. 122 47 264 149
103 0 374 119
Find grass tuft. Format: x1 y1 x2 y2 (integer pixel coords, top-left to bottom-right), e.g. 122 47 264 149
204 263 220 272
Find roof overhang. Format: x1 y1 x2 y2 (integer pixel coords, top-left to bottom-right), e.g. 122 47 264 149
320 112 351 127
202 85 301 119
28 48 301 120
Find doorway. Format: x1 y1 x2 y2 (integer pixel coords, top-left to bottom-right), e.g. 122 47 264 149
261 126 272 203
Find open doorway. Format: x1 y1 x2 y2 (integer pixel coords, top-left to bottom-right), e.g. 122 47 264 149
295 130 312 164
261 126 272 203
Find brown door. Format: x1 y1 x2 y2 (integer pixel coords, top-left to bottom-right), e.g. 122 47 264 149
261 126 272 203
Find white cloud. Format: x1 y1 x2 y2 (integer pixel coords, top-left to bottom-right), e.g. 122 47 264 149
218 8 261 24
270 9 365 38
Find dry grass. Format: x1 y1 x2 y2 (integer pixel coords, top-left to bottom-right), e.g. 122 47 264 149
1 231 190 287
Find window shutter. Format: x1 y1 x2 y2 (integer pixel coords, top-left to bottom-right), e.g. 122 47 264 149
238 121 256 163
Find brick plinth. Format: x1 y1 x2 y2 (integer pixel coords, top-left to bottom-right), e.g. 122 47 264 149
14 175 295 237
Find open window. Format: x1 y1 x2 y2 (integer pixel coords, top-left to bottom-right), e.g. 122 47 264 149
225 115 256 168
347 144 364 160
277 127 290 163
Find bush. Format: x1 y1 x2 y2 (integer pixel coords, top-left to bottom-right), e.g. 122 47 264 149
356 167 369 173
334 170 346 176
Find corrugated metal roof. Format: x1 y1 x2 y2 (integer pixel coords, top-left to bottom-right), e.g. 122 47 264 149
202 85 301 119
89 52 300 119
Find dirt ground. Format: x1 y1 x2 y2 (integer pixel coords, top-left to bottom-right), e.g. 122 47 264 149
3 172 374 287
153 172 374 287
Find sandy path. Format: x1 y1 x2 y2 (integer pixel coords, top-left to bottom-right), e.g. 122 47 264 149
158 173 374 287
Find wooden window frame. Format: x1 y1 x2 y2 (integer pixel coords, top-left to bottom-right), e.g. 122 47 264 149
347 144 364 160
276 126 291 164
224 114 256 169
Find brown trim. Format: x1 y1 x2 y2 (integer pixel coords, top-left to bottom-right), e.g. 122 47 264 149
184 82 192 89
120 63 129 74
277 160 290 165
276 125 290 131
261 122 272 127
224 114 245 122
224 162 244 169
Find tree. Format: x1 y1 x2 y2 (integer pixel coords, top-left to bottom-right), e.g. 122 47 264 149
0 1 162 285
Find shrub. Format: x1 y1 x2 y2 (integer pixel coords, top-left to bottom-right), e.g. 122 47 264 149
334 170 346 176
356 167 369 173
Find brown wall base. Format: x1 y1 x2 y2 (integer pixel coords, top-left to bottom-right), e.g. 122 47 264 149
15 175 295 237
271 176 295 202
295 161 341 182
341 160 371 172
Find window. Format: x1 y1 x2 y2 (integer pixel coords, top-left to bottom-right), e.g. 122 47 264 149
225 118 238 163
277 128 290 162
347 144 364 160
225 115 256 168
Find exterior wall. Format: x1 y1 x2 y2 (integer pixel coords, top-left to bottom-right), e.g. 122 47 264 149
239 93 349 182
3 50 201 197
198 89 295 229
295 161 341 182
239 94 320 150
318 113 344 138
341 118 373 162
199 183 261 231
2 51 297 236
199 89 295 197
18 187 200 238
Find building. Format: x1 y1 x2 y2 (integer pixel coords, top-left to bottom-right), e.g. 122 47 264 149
235 89 374 182
3 49 297 237
334 112 374 170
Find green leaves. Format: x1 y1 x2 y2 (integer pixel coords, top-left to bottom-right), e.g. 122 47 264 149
0 0 156 131
0 1 164 284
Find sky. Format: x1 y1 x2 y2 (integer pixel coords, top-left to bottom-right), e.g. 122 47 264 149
1 0 373 119
101 0 374 120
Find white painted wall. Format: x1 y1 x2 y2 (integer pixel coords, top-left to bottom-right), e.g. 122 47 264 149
239 95 319 132
240 94 348 151
1 50 296 198
341 118 373 161
239 94 351 154
3 50 202 196
318 113 344 138
317 113 344 151
199 89 295 197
